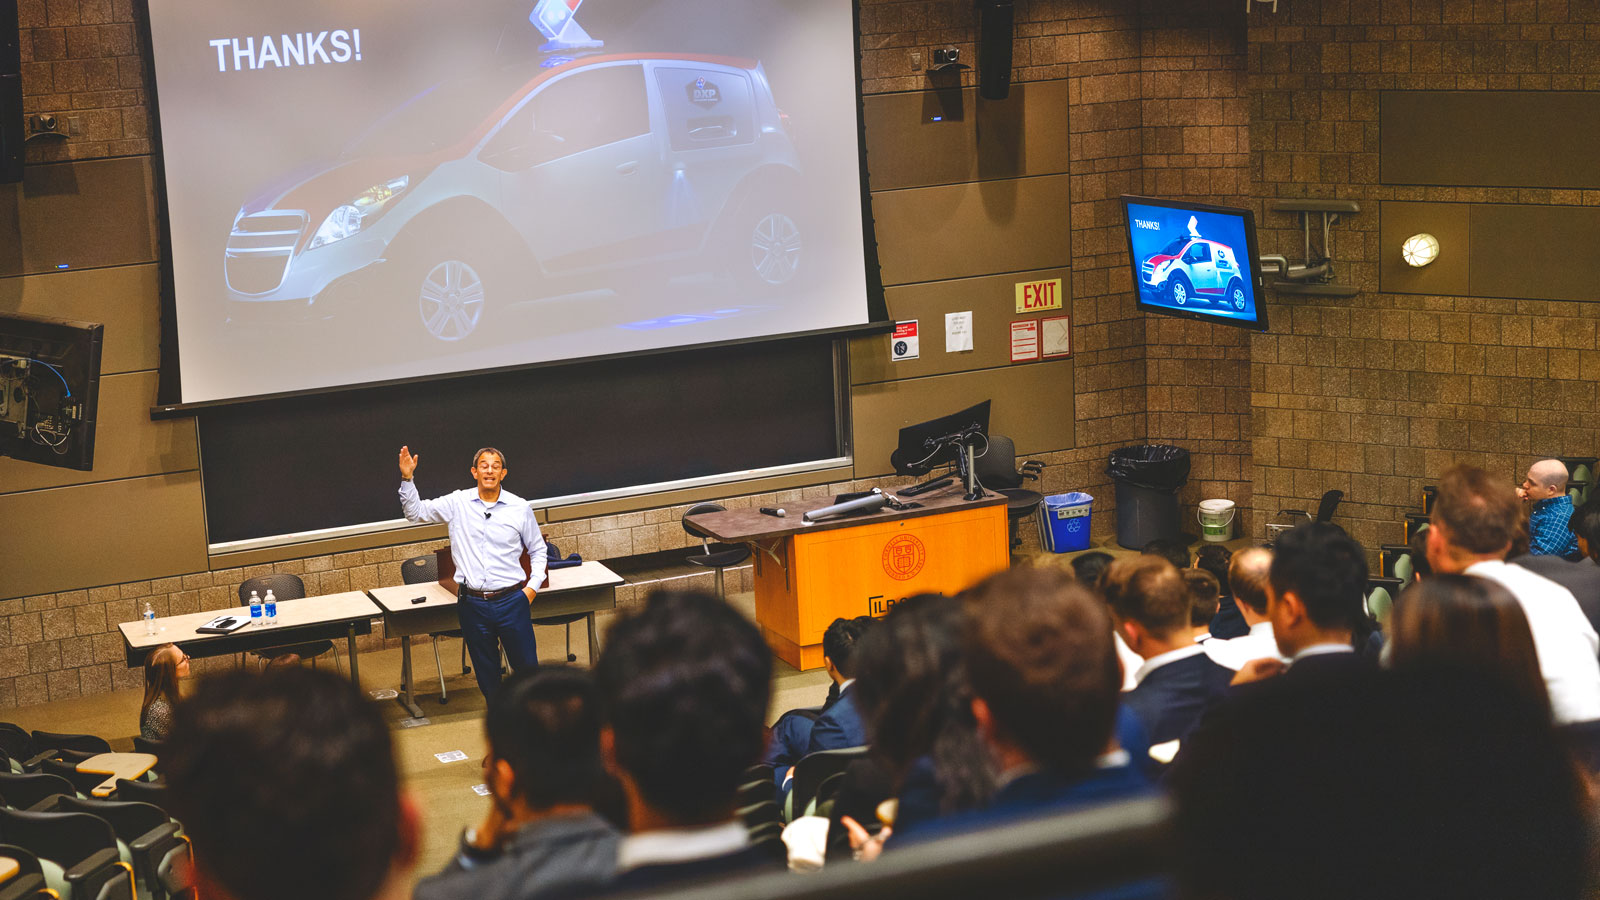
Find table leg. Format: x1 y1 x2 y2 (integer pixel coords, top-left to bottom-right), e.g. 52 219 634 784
347 623 361 688
587 611 600 664
399 635 424 719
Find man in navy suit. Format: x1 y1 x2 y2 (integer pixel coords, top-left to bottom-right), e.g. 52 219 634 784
1103 556 1235 748
764 616 874 773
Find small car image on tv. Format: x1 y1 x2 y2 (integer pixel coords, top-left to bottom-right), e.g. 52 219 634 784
1139 230 1249 311
223 54 803 344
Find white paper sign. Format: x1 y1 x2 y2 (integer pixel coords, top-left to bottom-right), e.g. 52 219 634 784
890 320 919 361
434 750 469 763
945 311 973 353
1010 320 1040 362
1042 315 1072 358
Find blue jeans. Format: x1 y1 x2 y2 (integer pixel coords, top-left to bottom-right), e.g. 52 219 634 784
457 587 539 701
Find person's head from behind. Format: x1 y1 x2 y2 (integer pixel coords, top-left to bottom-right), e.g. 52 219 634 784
961 566 1119 775
593 590 770 828
1519 458 1568 503
1070 551 1115 594
1101 555 1189 657
1172 665 1587 900
142 643 189 712
852 594 993 811
1389 574 1548 720
1407 527 1433 581
1570 496 1600 563
1429 464 1520 571
821 615 875 682
1182 568 1221 631
163 667 415 900
1228 546 1273 621
1267 522 1369 656
1141 538 1191 571
484 666 610 819
1194 544 1233 597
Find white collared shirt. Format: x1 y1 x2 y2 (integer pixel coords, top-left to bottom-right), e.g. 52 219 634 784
1116 632 1144 692
1290 642 1354 665
616 821 749 873
1132 643 1207 687
1467 559 1600 724
1204 621 1284 671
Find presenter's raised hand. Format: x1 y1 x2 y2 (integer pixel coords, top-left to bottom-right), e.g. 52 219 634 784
398 446 420 480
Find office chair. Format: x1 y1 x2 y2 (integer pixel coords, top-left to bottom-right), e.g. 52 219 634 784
1314 489 1344 523
236 574 340 673
682 504 751 600
973 434 1045 552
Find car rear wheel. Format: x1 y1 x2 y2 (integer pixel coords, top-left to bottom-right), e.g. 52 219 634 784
1169 273 1191 306
1227 278 1247 310
729 190 802 293
417 258 487 342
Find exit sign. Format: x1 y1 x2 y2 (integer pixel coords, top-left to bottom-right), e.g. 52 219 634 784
1015 278 1063 314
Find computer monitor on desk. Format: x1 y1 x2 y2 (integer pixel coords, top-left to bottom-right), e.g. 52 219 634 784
890 400 991 501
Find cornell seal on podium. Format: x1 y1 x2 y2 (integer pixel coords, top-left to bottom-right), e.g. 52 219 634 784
881 534 927 581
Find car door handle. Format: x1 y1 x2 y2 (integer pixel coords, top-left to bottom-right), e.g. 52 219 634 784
616 162 639 176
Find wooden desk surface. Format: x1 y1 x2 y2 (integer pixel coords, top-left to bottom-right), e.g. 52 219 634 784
0 856 15 884
79 751 159 797
367 561 623 614
118 591 380 651
686 483 1008 543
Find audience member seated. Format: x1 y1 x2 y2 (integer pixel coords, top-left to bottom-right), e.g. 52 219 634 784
1171 665 1589 900
413 667 623 900
1141 538 1190 570
841 595 994 841
163 667 418 900
1407 526 1433 581
1103 557 1233 747
1070 551 1142 691
766 616 875 784
139 643 188 741
1202 547 1283 671
1196 544 1248 639
1388 574 1549 720
1180 568 1221 642
1427 464 1600 724
1513 495 1600 635
584 590 780 894
1232 522 1374 687
1518 458 1580 558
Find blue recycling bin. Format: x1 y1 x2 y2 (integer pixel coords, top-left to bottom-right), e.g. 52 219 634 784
1042 492 1094 553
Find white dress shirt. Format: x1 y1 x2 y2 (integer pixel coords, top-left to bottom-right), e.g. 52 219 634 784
399 481 548 592
1115 631 1144 691
617 821 749 872
1467 559 1600 724
1204 621 1285 671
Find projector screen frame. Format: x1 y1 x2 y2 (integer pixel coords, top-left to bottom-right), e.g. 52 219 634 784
145 0 891 415
1119 194 1269 334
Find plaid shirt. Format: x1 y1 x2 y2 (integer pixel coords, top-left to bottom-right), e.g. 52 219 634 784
1528 494 1580 558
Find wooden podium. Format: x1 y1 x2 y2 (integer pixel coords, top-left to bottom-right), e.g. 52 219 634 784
685 485 1010 670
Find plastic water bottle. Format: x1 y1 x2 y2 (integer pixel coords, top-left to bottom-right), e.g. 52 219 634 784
143 602 156 636
249 590 262 626
264 590 278 626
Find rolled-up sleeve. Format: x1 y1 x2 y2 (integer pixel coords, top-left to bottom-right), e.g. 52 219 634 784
400 480 452 524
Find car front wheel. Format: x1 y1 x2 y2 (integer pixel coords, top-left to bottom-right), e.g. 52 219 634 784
417 258 486 342
1169 273 1191 306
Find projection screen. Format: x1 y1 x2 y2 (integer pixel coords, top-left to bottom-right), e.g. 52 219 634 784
146 0 880 405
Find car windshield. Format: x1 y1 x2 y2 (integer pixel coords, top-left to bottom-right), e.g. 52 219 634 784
1156 237 1189 257
343 64 544 158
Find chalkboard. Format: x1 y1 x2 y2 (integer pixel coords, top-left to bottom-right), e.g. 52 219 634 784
199 336 841 545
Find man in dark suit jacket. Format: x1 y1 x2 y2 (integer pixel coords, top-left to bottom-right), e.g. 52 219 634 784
1103 556 1235 748
1513 495 1600 637
580 591 783 896
764 616 875 776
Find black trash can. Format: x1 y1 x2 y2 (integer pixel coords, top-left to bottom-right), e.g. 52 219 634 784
1106 445 1191 550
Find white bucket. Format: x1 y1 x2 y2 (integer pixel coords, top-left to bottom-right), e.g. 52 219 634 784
1197 499 1235 542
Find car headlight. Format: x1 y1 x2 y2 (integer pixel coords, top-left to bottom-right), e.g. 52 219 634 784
307 176 409 250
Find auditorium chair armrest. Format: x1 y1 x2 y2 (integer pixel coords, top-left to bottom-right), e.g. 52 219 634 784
1020 460 1045 480
21 749 57 772
27 792 69 812
63 848 133 900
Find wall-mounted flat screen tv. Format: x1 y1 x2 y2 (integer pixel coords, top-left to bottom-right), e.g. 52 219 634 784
1120 195 1268 332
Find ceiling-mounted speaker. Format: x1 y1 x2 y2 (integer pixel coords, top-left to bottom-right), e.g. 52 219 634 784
977 0 1013 100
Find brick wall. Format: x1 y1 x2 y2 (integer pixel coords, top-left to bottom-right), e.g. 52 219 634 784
15 0 148 161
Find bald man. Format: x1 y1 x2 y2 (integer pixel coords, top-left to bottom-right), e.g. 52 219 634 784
1203 547 1285 670
1520 459 1580 559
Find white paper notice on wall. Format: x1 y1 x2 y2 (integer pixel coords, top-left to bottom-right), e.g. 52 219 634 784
1010 320 1040 362
891 320 919 361
945 311 973 353
1041 315 1072 358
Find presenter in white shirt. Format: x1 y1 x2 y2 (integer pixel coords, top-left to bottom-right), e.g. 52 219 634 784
398 446 548 702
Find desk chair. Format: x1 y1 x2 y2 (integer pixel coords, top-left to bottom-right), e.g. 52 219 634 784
0 807 135 900
38 760 104 799
236 574 340 673
0 845 48 900
0 726 32 764
28 735 108 758
0 773 77 811
787 746 868 822
973 434 1045 553
52 797 188 900
683 504 751 600
108 782 166 813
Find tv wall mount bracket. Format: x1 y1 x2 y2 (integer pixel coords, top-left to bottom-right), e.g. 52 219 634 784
1258 199 1360 298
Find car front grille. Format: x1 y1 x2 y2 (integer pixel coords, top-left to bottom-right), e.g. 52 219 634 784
225 210 307 295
